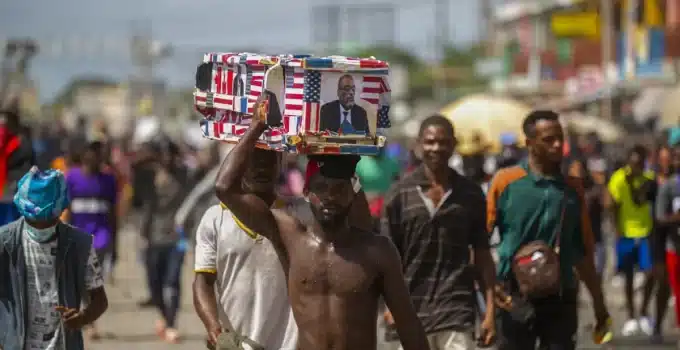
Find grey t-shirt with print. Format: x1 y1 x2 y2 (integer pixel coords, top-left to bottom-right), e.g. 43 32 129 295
22 228 104 350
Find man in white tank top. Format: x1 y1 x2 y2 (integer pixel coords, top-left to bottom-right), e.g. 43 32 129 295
193 148 297 350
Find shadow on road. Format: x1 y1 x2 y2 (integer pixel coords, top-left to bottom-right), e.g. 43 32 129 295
91 332 206 343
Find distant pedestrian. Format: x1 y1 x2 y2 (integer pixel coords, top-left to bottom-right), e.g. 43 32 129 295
64 141 118 340
140 140 188 343
65 141 118 282
608 145 657 336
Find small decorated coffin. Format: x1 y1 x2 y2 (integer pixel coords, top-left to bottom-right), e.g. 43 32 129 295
194 53 391 155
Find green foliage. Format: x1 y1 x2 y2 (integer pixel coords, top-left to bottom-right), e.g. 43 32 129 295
441 44 486 68
350 44 489 103
349 45 432 103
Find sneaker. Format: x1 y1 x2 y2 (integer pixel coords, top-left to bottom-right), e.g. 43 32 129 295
639 316 654 336
621 318 639 337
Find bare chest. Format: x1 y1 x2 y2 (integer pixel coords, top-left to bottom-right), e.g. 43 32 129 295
288 240 378 295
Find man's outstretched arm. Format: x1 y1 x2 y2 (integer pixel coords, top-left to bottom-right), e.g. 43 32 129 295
214 99 280 243
378 237 429 350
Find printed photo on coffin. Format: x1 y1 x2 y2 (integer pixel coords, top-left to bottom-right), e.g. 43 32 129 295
318 73 376 136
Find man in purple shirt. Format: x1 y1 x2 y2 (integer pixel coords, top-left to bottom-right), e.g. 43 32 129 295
66 141 118 281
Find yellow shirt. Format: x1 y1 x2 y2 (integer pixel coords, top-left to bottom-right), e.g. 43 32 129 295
607 167 655 238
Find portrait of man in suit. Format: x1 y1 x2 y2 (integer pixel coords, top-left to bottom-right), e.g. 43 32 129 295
319 74 369 134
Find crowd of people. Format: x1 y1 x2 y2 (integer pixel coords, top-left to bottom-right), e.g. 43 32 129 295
2 96 680 350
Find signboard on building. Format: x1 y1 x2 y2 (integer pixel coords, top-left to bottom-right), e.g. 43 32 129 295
565 65 606 101
550 11 599 38
617 28 665 79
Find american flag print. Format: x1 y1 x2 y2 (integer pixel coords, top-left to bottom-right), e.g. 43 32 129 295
284 67 304 117
302 70 322 132
246 67 265 114
360 76 389 105
283 67 304 135
377 105 391 128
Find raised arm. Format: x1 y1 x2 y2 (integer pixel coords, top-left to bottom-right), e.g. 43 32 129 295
214 99 280 243
377 236 429 350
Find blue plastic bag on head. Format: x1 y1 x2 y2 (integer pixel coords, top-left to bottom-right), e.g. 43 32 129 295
13 166 69 221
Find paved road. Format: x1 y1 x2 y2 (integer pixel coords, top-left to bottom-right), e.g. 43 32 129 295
88 229 680 349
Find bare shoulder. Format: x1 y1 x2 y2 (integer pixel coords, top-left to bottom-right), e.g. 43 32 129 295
271 208 306 234
356 229 399 260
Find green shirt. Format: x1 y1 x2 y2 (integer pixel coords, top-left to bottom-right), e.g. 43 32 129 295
487 162 589 287
355 155 401 194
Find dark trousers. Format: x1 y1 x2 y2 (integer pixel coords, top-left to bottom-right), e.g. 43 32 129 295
497 287 578 350
146 243 184 328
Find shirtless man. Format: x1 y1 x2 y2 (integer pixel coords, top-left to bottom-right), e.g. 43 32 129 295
215 99 429 350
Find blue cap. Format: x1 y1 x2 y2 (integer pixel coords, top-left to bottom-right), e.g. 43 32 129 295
13 166 69 221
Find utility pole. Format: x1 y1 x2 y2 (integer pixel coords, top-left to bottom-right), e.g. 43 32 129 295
600 0 614 120
0 39 38 109
434 0 450 102
480 0 494 55
129 22 172 121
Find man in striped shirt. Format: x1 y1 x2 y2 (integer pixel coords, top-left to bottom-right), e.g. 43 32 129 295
381 115 496 350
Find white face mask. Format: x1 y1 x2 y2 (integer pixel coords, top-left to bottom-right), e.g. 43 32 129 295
25 224 57 243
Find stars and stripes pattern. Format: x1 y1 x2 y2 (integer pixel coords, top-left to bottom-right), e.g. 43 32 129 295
377 105 391 129
360 76 389 105
196 53 391 155
201 119 286 149
302 70 322 132
283 67 304 135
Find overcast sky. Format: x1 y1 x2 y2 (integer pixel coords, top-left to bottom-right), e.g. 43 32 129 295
0 0 487 101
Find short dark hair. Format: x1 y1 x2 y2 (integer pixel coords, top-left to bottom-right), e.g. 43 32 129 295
628 144 648 160
522 110 560 138
418 114 454 138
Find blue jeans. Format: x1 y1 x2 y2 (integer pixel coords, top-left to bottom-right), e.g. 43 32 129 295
146 243 184 328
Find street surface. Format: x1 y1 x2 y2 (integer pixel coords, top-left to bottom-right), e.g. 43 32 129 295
88 228 680 350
